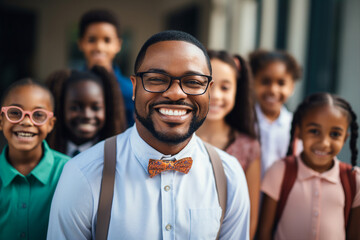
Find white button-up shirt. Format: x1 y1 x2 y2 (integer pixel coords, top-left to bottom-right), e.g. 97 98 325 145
256 104 293 178
47 125 250 239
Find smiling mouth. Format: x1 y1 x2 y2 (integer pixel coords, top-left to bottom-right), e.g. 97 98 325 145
263 96 278 104
313 150 330 156
77 123 97 132
15 131 36 138
158 108 188 116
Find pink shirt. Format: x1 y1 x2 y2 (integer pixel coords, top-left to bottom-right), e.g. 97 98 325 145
226 132 260 171
262 156 360 240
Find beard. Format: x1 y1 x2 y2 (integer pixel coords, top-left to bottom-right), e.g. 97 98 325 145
135 101 206 145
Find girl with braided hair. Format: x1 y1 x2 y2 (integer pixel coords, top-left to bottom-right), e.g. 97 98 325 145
258 92 360 240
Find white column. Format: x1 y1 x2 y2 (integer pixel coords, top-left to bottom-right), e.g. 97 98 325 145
229 0 258 55
285 0 310 111
208 0 229 50
258 0 278 49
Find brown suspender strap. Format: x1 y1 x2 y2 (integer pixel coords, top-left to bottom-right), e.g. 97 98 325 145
274 155 297 232
95 138 227 239
95 135 117 240
204 142 227 239
339 162 356 227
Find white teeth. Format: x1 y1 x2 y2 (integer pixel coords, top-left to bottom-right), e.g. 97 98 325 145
17 132 34 137
159 108 187 116
314 150 327 156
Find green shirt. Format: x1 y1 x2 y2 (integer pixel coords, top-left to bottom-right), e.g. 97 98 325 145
0 141 69 240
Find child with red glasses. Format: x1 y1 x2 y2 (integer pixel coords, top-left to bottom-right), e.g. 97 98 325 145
0 79 70 240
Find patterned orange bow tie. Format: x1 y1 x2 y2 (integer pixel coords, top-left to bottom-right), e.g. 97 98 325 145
148 157 193 178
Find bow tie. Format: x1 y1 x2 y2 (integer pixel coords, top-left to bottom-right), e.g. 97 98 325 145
148 157 193 178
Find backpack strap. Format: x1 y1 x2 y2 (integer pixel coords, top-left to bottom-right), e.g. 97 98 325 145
274 155 298 232
339 161 357 228
95 136 117 240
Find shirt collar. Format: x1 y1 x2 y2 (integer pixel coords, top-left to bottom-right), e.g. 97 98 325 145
297 155 339 184
130 124 197 175
0 147 20 187
255 103 292 126
0 141 54 186
66 140 96 156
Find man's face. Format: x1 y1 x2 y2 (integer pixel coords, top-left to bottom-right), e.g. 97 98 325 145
130 41 211 145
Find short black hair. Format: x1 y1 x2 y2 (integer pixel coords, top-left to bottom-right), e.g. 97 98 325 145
134 30 212 74
249 49 302 81
79 9 121 38
1 78 55 110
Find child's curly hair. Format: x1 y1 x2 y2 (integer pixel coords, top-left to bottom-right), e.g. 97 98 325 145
249 49 302 81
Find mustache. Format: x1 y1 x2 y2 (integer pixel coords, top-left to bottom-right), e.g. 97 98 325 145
149 100 197 111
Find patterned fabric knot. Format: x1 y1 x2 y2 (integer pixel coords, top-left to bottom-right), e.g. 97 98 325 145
148 157 193 178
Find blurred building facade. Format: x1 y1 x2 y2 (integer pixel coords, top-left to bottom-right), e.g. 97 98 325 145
1 0 359 163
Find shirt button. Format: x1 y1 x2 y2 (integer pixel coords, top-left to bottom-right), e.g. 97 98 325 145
22 203 27 208
315 190 319 196
20 232 26 238
314 211 319 216
164 185 171 192
165 224 172 231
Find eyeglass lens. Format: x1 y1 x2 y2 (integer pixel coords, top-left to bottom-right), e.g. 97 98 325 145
142 72 209 95
6 107 48 124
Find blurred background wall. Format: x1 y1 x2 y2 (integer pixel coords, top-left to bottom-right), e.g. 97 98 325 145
0 0 359 164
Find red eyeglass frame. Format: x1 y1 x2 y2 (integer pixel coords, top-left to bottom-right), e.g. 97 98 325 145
1 106 54 126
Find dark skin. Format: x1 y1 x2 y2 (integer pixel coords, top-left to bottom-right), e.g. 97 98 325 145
0 86 55 176
130 41 212 155
257 194 277 240
258 106 359 239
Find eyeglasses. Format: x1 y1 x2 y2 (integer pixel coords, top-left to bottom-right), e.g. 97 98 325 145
135 71 212 95
1 106 53 126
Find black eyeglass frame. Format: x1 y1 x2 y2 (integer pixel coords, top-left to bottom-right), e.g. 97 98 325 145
135 71 212 96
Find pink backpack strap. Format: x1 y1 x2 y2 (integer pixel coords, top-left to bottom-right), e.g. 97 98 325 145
339 162 356 228
274 155 298 232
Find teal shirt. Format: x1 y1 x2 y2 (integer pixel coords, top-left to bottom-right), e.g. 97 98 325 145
0 141 69 240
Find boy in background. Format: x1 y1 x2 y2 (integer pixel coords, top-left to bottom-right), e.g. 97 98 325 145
249 50 302 177
78 9 134 126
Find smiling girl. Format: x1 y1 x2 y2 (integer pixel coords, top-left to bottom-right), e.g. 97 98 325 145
0 79 69 239
46 66 127 156
258 93 360 240
197 50 260 239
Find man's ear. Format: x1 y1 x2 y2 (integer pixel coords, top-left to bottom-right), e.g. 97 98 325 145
130 75 137 101
209 81 214 89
